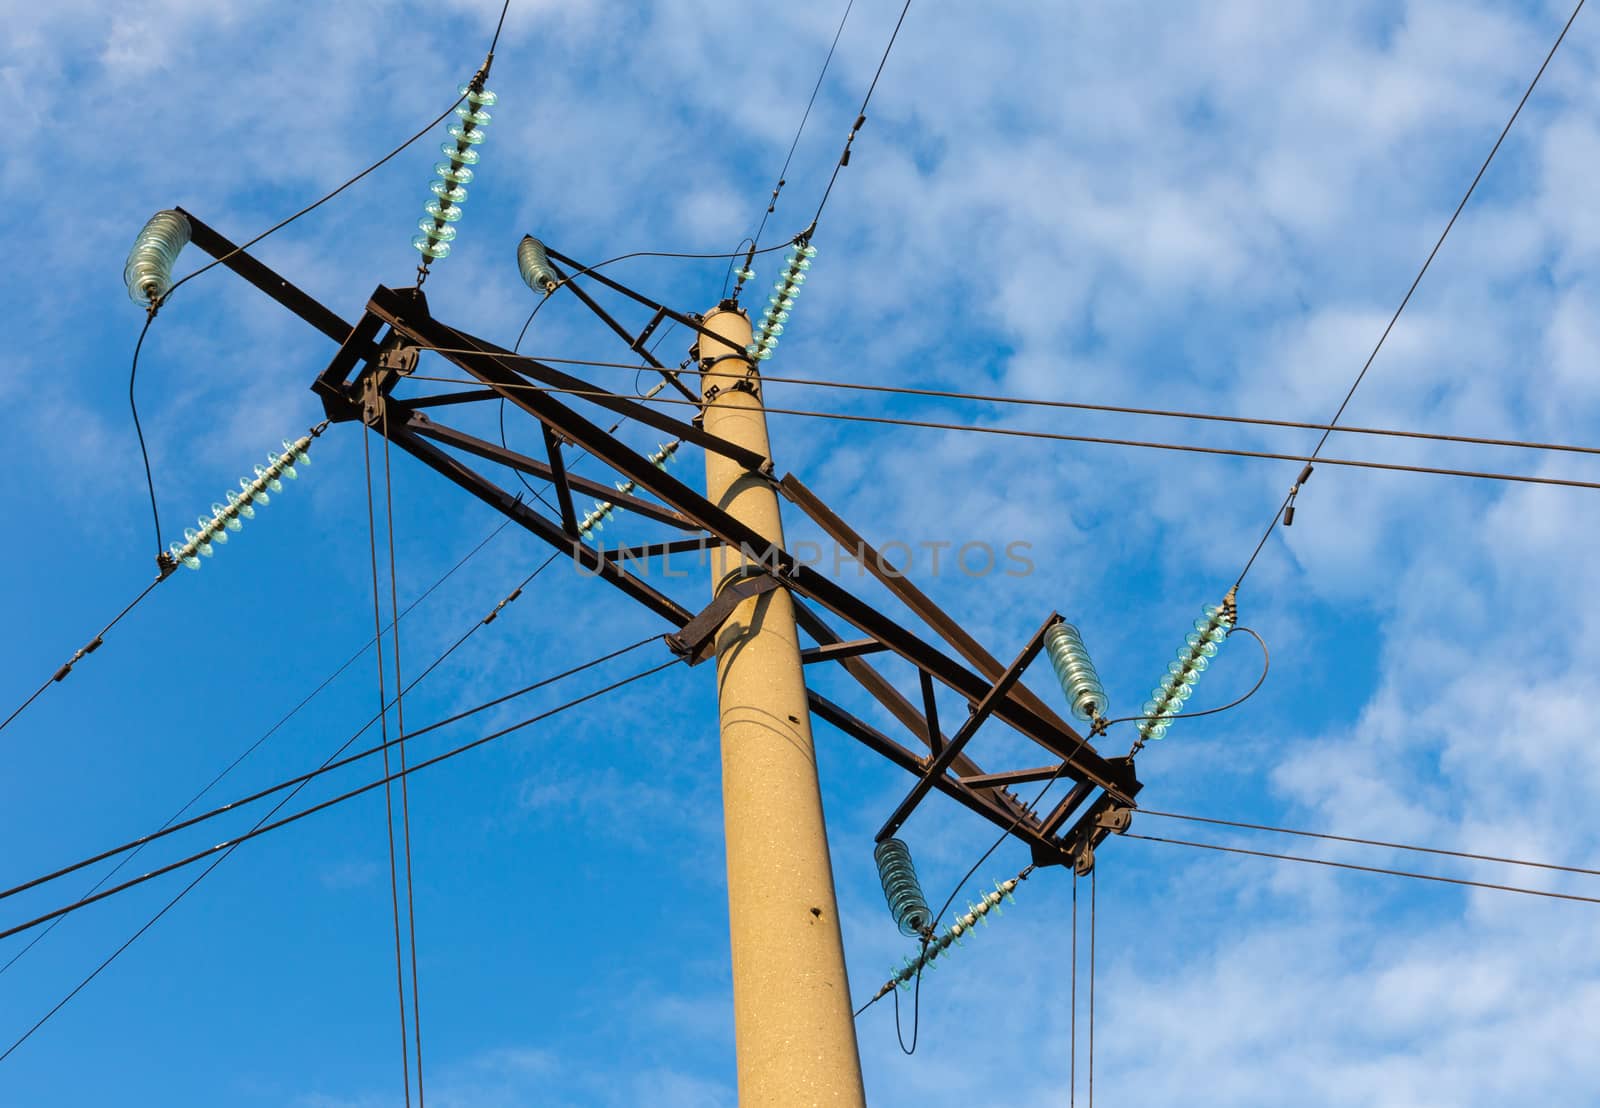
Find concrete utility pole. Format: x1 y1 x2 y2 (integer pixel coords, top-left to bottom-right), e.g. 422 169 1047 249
698 304 867 1106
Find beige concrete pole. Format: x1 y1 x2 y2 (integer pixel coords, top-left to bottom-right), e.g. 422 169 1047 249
698 304 867 1106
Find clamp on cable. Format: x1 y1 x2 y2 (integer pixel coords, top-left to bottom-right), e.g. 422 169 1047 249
1283 463 1314 526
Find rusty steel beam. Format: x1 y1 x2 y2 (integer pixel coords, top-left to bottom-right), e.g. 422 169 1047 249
875 616 1053 841
385 421 692 628
799 639 888 665
959 764 1066 790
779 473 1082 739
403 411 699 532
807 691 1067 864
179 208 355 346
359 288 1131 799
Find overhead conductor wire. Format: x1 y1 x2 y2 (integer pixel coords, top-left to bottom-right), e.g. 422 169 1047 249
1070 873 1078 1106
727 0 856 298
0 648 677 947
382 406 428 1106
1089 865 1096 1107
128 91 477 563
0 650 676 1072
1122 833 1600 907
809 0 915 230
128 314 163 558
590 356 1600 462
1231 0 1586 590
0 611 644 924
0 544 569 1061
0 577 162 740
362 417 414 1107
1137 809 1600 880
418 349 1600 462
0 517 512 981
407 373 1600 493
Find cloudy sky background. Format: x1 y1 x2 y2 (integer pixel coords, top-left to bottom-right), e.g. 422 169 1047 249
2 1 1598 1104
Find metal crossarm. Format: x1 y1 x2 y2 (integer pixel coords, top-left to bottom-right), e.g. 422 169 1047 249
362 286 765 470
384 421 693 627
166 217 1136 872
177 208 356 345
540 424 580 535
874 616 1055 842
666 574 783 663
805 691 1068 862
780 473 1082 740
402 412 700 531
541 244 744 375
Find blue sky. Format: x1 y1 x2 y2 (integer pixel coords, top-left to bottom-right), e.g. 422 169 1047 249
3 1 1599 1104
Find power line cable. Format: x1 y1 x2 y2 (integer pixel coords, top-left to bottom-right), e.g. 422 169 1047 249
160 96 471 308
755 0 854 250
125 68 490 567
1231 0 1586 589
0 517 512 980
0 621 644 909
0 577 163 740
0 653 678 945
1070 871 1078 1106
381 411 428 1107
719 238 756 302
502 292 565 508
690 362 1600 461
127 313 164 558
488 0 512 58
1122 832 1600 906
1117 626 1269 757
361 418 413 1108
1138 809 1600 880
426 351 1600 461
809 0 914 230
408 374 1600 493
0 633 652 1062
2 554 565 1059
1088 865 1096 1108
858 630 1268 1025
727 0 856 297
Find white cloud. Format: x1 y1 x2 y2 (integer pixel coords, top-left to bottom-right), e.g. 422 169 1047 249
7 0 1600 1104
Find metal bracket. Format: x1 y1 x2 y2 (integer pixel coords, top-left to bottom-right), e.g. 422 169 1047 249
1096 806 1133 835
704 377 760 402
1037 784 1142 872
799 639 888 665
1071 800 1140 876
360 372 385 425
665 573 783 664
377 333 420 376
700 352 751 377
